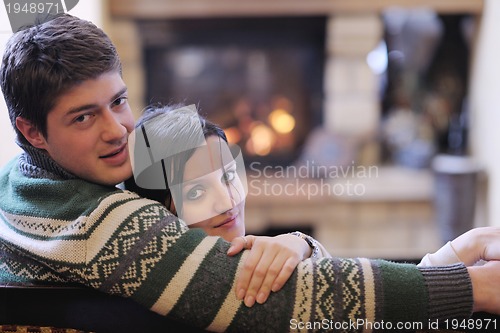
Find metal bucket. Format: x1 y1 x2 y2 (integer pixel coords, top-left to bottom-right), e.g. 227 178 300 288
432 155 481 243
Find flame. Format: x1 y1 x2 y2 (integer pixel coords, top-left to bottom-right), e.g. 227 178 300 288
249 123 275 156
268 109 295 134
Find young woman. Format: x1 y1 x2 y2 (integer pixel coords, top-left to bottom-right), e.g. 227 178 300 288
125 104 330 306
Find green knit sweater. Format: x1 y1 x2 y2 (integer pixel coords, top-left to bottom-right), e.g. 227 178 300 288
0 148 473 332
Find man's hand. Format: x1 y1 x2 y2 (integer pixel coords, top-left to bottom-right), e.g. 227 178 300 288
227 234 311 307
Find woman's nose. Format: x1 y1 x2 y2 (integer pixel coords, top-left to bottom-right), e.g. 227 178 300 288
213 182 236 213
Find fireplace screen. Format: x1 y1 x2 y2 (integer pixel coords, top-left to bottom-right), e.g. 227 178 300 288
140 17 326 167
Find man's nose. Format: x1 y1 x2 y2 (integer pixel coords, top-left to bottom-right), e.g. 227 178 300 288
101 109 128 142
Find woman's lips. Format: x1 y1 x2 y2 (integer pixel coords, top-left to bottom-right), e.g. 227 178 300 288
214 213 239 228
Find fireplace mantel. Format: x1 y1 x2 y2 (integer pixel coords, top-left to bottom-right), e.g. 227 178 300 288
109 0 483 19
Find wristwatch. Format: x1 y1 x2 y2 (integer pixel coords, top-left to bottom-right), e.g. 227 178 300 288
290 231 320 258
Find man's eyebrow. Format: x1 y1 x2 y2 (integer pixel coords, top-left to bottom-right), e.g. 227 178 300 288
110 87 128 103
65 87 128 115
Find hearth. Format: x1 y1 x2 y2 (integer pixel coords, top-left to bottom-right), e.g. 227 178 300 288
138 17 326 167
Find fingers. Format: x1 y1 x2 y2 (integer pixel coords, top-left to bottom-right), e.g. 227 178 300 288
255 255 298 305
236 243 300 307
245 248 277 306
233 234 303 307
235 242 265 306
270 257 297 292
452 227 500 265
227 236 248 256
481 227 500 262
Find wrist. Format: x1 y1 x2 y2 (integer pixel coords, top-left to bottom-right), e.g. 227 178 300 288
290 231 319 259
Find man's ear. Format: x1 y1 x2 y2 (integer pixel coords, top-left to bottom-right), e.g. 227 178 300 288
15 117 48 149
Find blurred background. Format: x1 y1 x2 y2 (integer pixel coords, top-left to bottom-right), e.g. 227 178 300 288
1 0 499 260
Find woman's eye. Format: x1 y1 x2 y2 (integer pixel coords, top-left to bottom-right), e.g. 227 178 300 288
186 187 205 200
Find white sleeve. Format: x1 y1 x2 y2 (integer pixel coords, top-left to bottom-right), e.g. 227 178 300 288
418 241 462 267
316 240 332 258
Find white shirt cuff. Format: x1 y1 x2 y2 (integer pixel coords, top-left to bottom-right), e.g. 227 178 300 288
418 241 462 267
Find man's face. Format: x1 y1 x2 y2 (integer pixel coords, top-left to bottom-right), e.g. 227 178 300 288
34 71 134 185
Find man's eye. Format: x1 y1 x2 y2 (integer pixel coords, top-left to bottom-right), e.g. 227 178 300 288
186 187 205 200
113 97 128 107
74 114 92 123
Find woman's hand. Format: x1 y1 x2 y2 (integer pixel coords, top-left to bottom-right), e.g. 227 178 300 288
227 234 311 307
451 227 500 265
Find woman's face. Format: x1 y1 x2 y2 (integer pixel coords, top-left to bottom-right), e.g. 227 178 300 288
178 135 246 241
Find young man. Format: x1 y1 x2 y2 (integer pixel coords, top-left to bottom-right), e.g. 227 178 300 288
1 13 500 332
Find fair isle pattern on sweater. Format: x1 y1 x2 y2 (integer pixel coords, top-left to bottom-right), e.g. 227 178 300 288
291 257 314 331
0 150 474 332
0 241 68 284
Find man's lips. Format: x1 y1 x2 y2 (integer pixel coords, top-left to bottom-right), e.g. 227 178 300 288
100 144 126 158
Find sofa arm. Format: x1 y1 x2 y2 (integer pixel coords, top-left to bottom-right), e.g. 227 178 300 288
0 283 206 333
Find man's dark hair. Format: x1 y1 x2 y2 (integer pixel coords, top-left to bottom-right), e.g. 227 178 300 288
0 14 122 145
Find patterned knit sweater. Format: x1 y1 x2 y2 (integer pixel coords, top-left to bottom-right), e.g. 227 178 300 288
0 148 473 332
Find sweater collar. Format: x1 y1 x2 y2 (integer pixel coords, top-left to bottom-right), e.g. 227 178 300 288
18 143 77 180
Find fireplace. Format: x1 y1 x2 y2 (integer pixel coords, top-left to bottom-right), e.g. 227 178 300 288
138 17 326 167
108 0 480 170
